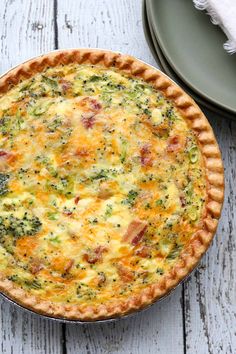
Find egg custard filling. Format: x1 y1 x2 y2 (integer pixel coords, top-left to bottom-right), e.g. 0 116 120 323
0 63 207 308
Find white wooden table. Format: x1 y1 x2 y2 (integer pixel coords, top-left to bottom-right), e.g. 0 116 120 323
0 1 235 353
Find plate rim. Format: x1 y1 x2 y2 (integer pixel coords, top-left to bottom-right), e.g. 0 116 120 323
144 0 235 120
147 0 236 115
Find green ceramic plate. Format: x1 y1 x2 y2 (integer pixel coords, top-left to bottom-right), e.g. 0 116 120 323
147 0 236 116
143 0 234 119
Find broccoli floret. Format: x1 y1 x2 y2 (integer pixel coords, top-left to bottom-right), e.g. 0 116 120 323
0 217 8 236
165 106 177 121
0 212 42 238
0 117 11 136
122 189 139 207
7 275 41 290
0 173 10 196
90 169 109 181
88 75 102 82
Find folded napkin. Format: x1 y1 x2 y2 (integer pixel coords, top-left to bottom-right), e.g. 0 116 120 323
193 0 236 54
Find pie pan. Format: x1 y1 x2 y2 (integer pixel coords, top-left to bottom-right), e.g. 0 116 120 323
0 271 186 324
0 49 224 322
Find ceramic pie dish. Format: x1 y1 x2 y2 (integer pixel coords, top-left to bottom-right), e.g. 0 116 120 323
0 49 224 321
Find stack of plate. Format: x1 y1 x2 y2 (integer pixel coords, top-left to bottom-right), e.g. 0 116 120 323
143 0 236 120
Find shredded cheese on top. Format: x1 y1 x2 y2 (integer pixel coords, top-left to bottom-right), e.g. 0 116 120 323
0 64 206 305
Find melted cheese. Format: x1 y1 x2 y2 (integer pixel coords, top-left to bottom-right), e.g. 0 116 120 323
0 64 206 306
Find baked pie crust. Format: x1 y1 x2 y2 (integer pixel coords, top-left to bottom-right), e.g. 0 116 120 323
0 49 224 321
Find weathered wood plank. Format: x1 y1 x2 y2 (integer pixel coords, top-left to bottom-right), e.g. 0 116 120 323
0 301 63 354
0 0 55 73
0 1 62 353
184 110 236 354
57 0 184 352
56 0 156 65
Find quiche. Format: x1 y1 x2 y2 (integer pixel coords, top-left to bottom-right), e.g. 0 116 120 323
0 49 224 321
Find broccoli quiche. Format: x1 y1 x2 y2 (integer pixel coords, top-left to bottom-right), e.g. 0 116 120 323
0 50 224 321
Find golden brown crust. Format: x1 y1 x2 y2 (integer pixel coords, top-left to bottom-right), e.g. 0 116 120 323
0 49 224 321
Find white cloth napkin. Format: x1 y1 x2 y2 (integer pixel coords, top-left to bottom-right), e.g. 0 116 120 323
193 0 236 54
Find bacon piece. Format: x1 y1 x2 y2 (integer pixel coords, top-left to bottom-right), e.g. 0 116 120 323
75 147 89 157
81 112 96 129
140 144 153 167
80 97 102 112
135 245 152 258
0 151 8 157
63 209 73 216
97 272 106 286
74 196 80 204
79 97 102 128
0 150 15 162
0 150 16 170
59 78 72 93
64 259 74 273
179 195 186 207
90 99 102 111
167 135 185 153
30 258 44 274
83 245 108 264
123 219 148 245
117 263 134 282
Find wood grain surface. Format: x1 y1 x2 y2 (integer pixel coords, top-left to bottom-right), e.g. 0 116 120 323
0 1 235 353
